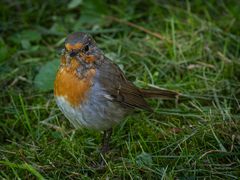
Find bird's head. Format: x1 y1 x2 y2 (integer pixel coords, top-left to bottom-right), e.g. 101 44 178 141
61 32 103 67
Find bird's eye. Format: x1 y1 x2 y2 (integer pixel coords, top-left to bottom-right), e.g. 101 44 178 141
83 45 89 52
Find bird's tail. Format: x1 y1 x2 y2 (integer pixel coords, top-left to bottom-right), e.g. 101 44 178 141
140 87 179 100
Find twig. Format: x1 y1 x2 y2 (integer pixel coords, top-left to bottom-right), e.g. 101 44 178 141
40 121 64 132
199 150 227 160
106 16 171 43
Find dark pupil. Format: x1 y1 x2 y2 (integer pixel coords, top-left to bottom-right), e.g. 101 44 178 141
84 45 89 52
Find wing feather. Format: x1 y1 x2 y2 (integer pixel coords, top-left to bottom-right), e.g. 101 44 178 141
96 59 151 111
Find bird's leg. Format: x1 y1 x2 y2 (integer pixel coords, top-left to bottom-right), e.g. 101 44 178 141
101 128 112 155
94 128 112 168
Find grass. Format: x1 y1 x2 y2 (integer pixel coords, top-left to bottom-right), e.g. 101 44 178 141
1 0 240 179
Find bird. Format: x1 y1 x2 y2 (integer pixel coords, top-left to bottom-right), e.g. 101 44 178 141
54 32 179 153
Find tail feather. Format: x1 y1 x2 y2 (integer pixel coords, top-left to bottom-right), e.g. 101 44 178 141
140 87 179 99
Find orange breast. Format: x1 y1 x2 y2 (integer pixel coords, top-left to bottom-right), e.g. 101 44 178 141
54 58 96 107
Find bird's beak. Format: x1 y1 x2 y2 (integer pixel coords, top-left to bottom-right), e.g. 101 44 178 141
69 50 78 57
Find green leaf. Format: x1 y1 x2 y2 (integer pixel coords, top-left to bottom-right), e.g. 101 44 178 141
34 59 60 91
68 0 82 9
82 0 107 14
0 47 8 62
50 23 67 34
20 30 42 41
10 30 42 44
21 39 31 49
136 152 153 168
0 38 10 62
73 0 108 28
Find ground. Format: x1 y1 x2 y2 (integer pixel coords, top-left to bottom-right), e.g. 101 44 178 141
0 0 240 179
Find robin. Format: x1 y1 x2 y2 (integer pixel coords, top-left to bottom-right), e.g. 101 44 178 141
54 32 179 153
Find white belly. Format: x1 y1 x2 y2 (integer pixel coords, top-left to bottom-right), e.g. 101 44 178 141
55 82 126 130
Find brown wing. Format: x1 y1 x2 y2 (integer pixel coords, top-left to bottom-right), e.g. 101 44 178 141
96 58 152 111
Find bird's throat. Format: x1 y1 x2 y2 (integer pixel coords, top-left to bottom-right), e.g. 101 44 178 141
54 59 96 107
